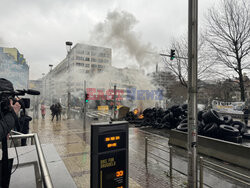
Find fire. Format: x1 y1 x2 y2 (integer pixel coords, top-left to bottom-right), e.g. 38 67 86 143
138 114 144 119
133 109 139 115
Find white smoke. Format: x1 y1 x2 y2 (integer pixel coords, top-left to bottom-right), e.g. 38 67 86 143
87 10 161 110
45 10 162 110
89 10 159 69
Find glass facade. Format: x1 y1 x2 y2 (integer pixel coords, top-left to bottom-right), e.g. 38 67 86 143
0 47 29 89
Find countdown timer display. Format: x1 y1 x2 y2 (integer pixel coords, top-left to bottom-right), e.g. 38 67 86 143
91 121 128 188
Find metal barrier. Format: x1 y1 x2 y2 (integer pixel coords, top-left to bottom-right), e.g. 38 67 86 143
10 131 54 188
144 137 173 176
144 137 250 187
199 157 250 188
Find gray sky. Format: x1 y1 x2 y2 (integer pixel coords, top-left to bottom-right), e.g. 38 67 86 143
0 0 217 80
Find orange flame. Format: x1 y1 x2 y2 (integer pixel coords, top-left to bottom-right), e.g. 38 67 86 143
138 114 144 119
133 109 139 115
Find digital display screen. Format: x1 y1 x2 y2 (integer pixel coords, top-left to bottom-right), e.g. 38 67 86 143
98 150 126 188
91 122 128 188
98 132 126 153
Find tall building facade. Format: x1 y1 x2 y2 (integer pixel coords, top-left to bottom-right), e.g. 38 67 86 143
42 43 112 105
0 47 29 89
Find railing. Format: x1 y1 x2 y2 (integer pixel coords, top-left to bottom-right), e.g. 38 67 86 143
145 137 187 178
199 157 250 188
145 137 250 187
10 131 54 188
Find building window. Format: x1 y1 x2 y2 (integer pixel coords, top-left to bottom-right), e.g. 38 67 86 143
98 65 103 68
76 62 84 66
103 59 109 63
105 53 110 58
91 64 97 68
76 50 84 54
98 53 105 57
76 56 85 60
85 57 90 61
85 64 90 67
91 58 96 62
98 59 103 63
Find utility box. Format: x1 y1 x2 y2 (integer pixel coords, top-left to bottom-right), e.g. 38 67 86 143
91 121 128 188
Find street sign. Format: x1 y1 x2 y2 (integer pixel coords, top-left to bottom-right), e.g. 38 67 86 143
91 121 128 188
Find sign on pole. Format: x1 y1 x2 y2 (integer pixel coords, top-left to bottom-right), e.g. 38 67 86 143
91 121 128 188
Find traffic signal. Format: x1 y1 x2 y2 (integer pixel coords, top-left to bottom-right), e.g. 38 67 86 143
85 93 89 103
170 49 175 60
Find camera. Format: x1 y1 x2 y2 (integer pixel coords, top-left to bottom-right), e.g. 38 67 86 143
0 78 40 137
13 98 30 109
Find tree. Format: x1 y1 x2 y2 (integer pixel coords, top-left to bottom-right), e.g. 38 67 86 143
206 0 250 101
162 34 215 87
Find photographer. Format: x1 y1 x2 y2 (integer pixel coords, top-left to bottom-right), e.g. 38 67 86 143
0 78 40 187
0 78 21 140
0 100 21 140
0 78 21 188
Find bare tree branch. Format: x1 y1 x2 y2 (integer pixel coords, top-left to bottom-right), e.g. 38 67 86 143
205 0 250 101
162 33 216 88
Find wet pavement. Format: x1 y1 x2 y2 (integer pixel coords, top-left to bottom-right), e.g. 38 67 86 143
28 112 250 188
29 113 186 187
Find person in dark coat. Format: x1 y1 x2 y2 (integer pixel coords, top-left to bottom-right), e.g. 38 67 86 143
56 102 62 120
243 106 249 126
19 110 32 146
50 104 56 121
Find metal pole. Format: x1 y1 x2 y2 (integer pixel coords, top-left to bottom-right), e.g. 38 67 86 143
34 134 54 188
187 0 198 187
159 53 188 60
114 85 117 120
199 157 204 188
67 52 71 119
45 78 46 103
31 137 34 145
83 80 86 127
11 132 54 188
169 146 173 178
145 137 148 165
67 91 71 119
36 96 39 119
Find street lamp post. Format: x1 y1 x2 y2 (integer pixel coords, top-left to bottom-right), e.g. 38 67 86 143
66 41 73 119
42 73 46 103
49 64 53 105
